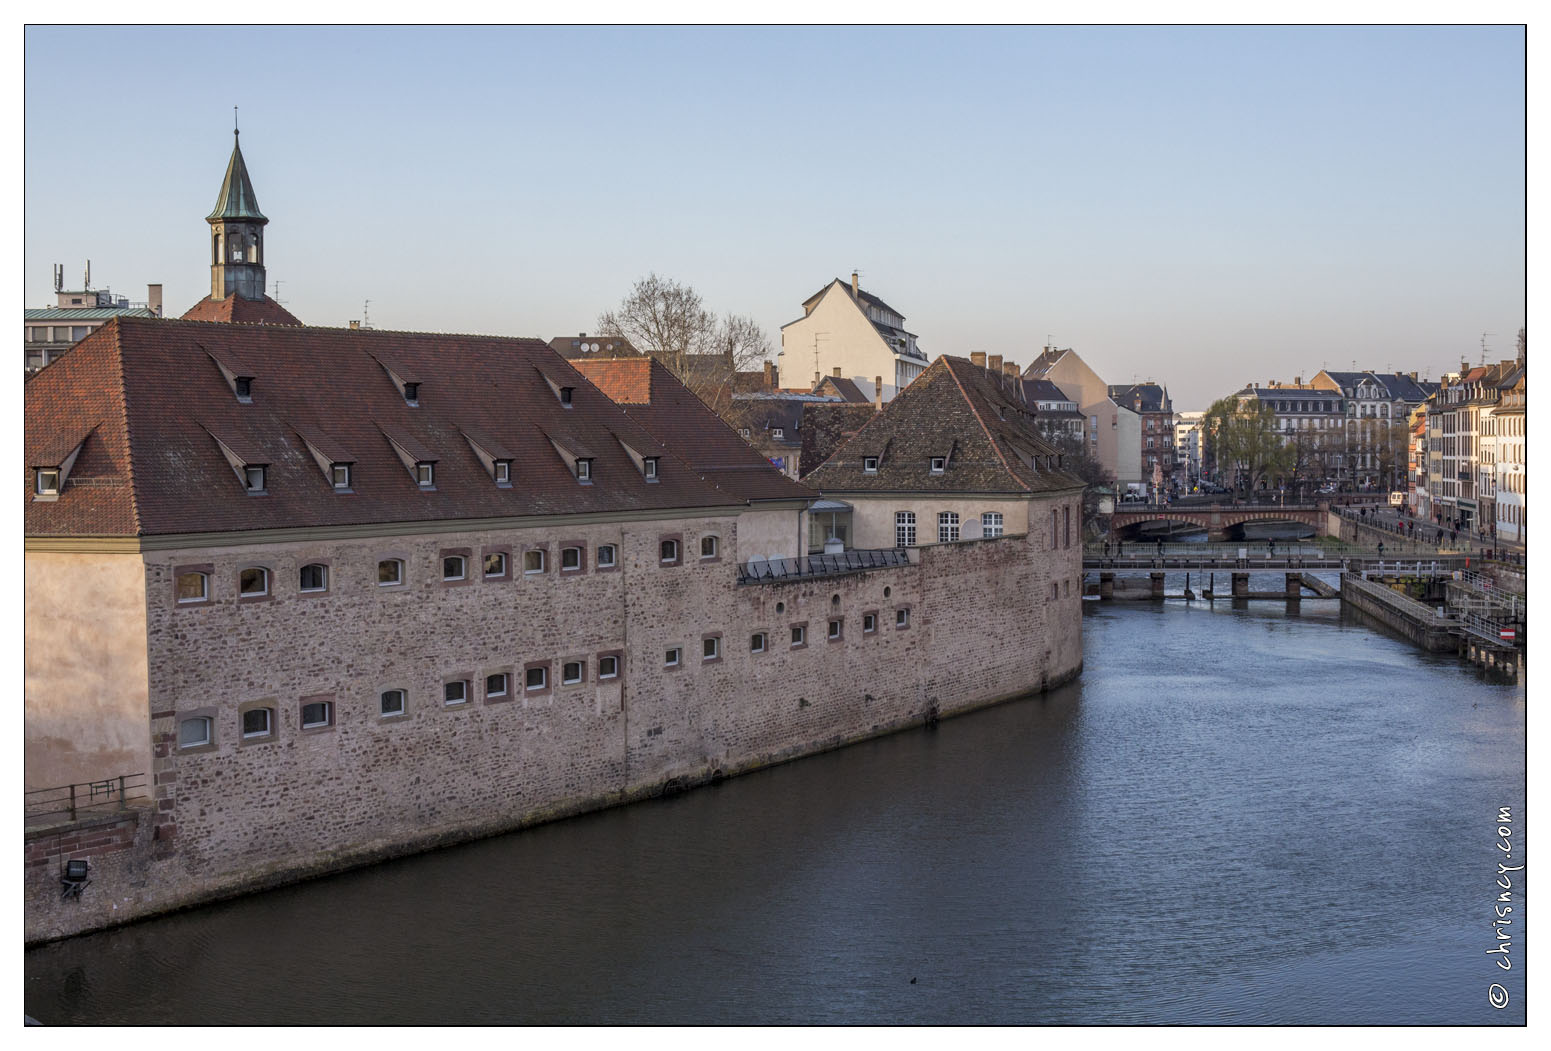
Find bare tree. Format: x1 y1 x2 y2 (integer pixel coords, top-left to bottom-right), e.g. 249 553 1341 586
1203 396 1292 496
597 274 771 414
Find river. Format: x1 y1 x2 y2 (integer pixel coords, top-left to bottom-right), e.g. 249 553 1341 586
24 595 1526 1024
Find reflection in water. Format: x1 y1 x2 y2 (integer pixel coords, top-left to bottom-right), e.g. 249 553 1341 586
25 599 1525 1024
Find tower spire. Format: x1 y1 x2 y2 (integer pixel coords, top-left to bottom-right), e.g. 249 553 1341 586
205 121 269 301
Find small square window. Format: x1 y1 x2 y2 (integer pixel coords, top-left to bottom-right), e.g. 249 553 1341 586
827 618 843 640
896 608 910 628
772 429 784 439
380 689 406 717
402 382 420 405
234 376 253 400
791 625 806 647
644 457 659 480
494 460 511 484
525 666 548 691
378 559 404 586
331 463 351 489
700 536 719 558
416 462 435 488
35 468 61 495
443 555 467 581
740 428 751 438
486 673 509 699
563 661 583 685
863 613 877 633
484 552 508 577
703 636 720 660
862 457 878 474
299 563 328 592
444 680 468 706
750 632 766 653
561 546 582 571
664 647 681 667
239 566 269 597
179 716 212 749
930 457 946 474
524 549 546 574
660 539 679 564
598 655 620 679
576 458 592 482
242 707 272 739
597 545 617 568
176 571 209 603
245 465 266 492
300 700 333 729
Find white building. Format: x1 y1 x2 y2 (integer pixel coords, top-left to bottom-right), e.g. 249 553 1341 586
777 273 928 403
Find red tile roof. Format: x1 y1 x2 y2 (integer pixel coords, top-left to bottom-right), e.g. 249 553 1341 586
25 318 781 539
574 358 814 504
180 293 303 326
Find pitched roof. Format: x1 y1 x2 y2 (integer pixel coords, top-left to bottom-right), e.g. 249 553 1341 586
1020 378 1076 404
813 375 870 403
547 334 641 359
803 356 1085 495
572 357 813 504
26 318 762 539
207 132 267 222
1107 382 1171 413
180 293 303 326
799 403 875 479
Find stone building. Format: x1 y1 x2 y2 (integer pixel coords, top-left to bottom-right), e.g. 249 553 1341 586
24 316 1083 942
776 273 928 403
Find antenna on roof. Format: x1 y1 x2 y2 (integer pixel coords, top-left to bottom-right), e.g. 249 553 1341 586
53 264 62 292
1480 332 1493 365
363 299 372 330
234 105 239 135
811 331 828 385
271 280 285 304
84 260 91 290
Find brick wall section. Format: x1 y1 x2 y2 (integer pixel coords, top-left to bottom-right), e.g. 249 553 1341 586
27 503 1083 943
25 809 155 943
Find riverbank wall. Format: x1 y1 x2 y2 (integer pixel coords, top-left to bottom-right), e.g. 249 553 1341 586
1339 575 1459 652
25 527 1082 945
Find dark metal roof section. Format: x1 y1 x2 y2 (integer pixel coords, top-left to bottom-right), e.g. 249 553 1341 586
207 130 268 223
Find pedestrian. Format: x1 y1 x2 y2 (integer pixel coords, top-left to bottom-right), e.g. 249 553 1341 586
1156 537 1164 556
1117 540 1124 556
1103 540 1110 557
1378 541 1385 558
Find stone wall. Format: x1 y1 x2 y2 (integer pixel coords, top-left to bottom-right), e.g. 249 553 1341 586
25 512 1081 943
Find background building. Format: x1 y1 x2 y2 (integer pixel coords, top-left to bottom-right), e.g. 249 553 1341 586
777 273 928 403
25 264 162 373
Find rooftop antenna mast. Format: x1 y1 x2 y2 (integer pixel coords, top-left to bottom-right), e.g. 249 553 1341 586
1480 332 1494 366
812 332 828 383
363 299 372 330
271 280 284 304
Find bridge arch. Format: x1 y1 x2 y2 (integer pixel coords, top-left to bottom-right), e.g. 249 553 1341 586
1108 504 1327 542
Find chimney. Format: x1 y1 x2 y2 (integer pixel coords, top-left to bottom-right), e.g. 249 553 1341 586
1462 361 1470 375
579 332 586 338
988 354 1003 375
349 320 361 330
1410 371 1418 381
851 271 859 298
1294 376 1301 386
814 371 821 385
147 283 163 317
874 376 883 413
764 362 776 388
832 366 842 378
1003 361 1018 380
971 352 987 367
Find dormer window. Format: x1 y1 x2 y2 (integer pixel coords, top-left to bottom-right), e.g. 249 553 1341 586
930 457 946 474
575 458 592 483
35 468 60 496
331 463 352 490
772 428 785 439
234 377 253 402
244 465 267 493
559 386 574 407
863 456 879 474
402 382 420 406
643 457 659 480
494 460 511 485
740 428 751 438
416 462 435 488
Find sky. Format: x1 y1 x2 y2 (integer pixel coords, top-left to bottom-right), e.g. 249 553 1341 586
21 24 1526 409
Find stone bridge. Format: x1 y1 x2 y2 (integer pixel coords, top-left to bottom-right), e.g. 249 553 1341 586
1109 503 1328 541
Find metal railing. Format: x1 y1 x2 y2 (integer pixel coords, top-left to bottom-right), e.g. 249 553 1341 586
25 773 148 826
737 548 912 584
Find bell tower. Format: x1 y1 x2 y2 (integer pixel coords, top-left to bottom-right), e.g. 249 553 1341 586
206 120 269 302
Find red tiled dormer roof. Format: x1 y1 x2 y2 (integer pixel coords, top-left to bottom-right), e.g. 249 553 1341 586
25 317 775 539
180 293 303 326
574 358 813 504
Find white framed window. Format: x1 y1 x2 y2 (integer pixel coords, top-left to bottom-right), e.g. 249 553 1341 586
245 465 266 492
443 555 467 581
444 680 468 706
486 673 509 699
525 666 548 691
895 511 917 547
378 559 404 586
562 661 584 685
896 608 910 628
416 462 435 488
643 457 659 480
380 689 406 717
299 563 328 592
700 535 719 558
863 456 879 474
241 707 272 739
524 549 546 574
597 544 617 568
982 512 1004 538
938 511 960 543
664 647 681 668
484 552 508 577
35 468 60 495
863 612 877 634
239 567 269 597
660 539 679 564
176 571 209 603
750 632 767 654
331 463 351 489
703 636 720 661
561 546 582 571
827 618 843 640
772 428 784 440
930 457 946 474
576 458 592 482
178 716 212 749
791 625 806 647
300 700 333 729
598 655 620 679
740 428 751 438
494 460 511 484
